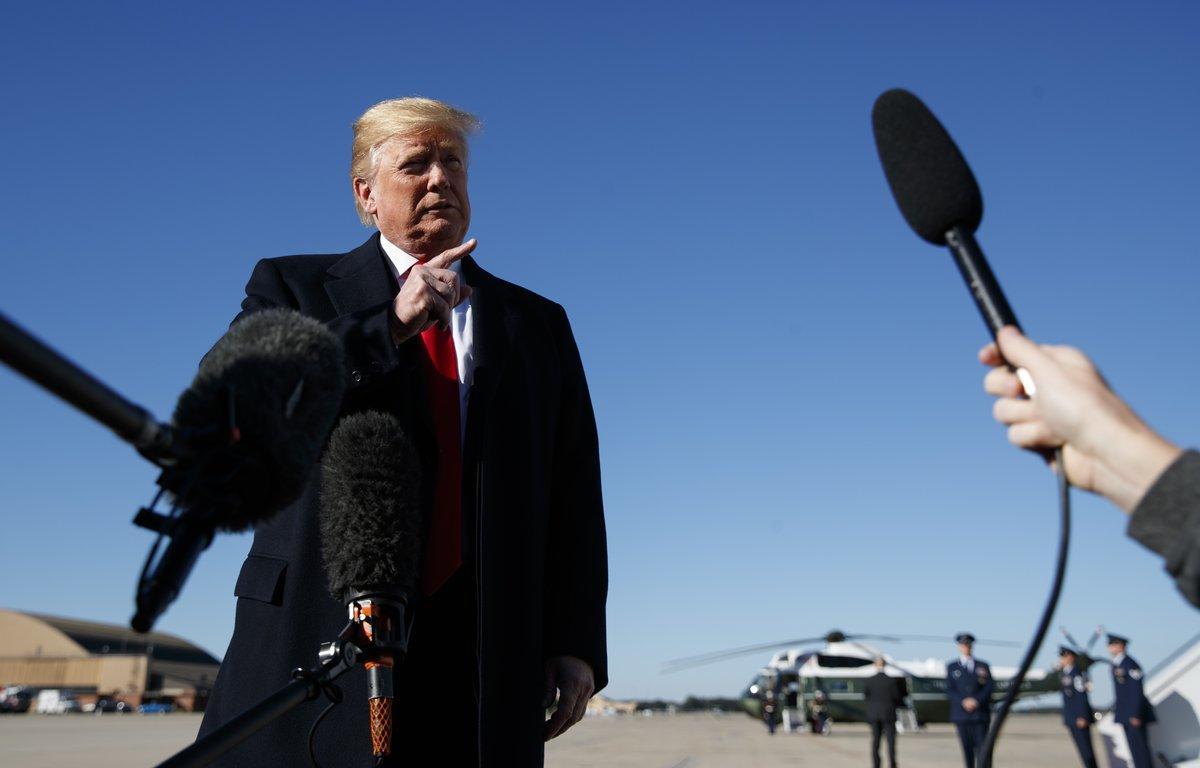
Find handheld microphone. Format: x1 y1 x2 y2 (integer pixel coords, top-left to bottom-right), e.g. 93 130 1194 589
871 88 1036 395
132 309 345 632
871 88 1070 768
319 411 425 761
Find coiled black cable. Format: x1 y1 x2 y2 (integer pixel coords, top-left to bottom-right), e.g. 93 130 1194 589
978 447 1070 768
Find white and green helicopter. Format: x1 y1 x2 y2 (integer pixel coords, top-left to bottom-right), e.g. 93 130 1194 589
665 630 1059 728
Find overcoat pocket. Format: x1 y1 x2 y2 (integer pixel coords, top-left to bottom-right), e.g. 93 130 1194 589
233 554 288 606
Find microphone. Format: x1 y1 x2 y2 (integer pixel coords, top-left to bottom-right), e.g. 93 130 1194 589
131 309 345 632
870 88 1071 768
319 411 425 762
871 88 1035 394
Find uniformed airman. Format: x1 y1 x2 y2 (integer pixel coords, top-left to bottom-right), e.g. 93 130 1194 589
946 633 994 768
1058 646 1098 768
1108 633 1156 768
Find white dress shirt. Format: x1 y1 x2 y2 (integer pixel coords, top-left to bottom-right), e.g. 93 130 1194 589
961 656 975 673
378 234 475 439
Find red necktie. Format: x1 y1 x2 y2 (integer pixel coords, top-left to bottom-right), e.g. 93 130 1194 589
417 321 462 595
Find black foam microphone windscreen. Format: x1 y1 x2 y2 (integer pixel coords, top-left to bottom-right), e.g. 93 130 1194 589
319 411 423 761
872 88 984 244
169 308 346 531
319 411 424 603
133 309 345 633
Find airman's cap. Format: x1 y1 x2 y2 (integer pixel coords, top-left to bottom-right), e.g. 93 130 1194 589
1058 645 1077 656
955 633 976 644
1107 633 1129 645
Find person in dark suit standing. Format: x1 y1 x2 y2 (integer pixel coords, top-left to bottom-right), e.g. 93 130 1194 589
1057 646 1098 768
946 633 994 768
863 657 902 768
1108 633 1156 768
196 97 607 767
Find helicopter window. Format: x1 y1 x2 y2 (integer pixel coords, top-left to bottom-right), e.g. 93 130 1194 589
824 681 851 692
815 654 873 668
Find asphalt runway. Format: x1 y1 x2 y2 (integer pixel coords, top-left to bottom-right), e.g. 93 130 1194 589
0 712 1095 767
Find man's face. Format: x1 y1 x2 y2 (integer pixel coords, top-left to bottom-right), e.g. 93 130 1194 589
357 130 471 258
1108 641 1124 658
958 642 973 657
1059 652 1075 669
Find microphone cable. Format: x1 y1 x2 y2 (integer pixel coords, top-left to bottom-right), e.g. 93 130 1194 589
306 683 344 768
978 446 1071 768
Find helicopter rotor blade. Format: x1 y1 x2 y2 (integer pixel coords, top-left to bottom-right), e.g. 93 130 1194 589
1061 626 1085 651
661 636 830 673
865 633 1022 648
842 634 901 643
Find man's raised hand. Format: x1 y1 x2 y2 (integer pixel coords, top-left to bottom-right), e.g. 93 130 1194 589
389 238 476 343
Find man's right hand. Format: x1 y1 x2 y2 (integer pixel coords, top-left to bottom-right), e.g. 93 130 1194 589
390 238 476 344
1076 717 1089 729
962 697 978 713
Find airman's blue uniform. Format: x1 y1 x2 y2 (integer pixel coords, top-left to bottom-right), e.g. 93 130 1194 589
1058 653 1098 768
1110 636 1156 768
947 635 994 768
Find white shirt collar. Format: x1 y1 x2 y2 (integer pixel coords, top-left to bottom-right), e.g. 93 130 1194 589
961 656 974 667
1113 653 1126 665
378 233 463 280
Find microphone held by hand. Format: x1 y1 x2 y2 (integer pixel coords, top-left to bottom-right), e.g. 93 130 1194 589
872 88 1021 339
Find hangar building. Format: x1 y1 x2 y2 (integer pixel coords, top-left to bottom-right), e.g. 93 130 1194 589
0 608 220 710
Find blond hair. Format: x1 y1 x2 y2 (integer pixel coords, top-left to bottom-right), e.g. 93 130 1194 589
350 97 481 226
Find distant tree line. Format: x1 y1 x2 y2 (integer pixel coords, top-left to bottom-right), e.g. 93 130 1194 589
634 697 743 712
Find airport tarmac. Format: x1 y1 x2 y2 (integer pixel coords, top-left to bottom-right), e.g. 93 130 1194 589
0 711 1094 767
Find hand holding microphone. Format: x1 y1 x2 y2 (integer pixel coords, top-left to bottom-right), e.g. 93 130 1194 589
980 326 1181 512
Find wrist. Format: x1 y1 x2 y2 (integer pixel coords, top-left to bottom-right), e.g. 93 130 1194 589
1111 429 1182 512
388 309 412 346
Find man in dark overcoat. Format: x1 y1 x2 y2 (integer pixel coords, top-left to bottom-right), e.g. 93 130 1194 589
196 97 608 767
863 657 903 768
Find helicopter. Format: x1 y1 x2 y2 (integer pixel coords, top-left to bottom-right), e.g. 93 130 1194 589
664 630 1060 728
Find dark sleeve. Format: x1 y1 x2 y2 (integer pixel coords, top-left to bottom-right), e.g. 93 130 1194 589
234 258 404 388
1128 450 1200 609
542 304 609 692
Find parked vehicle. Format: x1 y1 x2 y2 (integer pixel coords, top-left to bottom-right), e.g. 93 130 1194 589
91 697 131 714
35 690 81 714
0 687 33 714
138 701 174 714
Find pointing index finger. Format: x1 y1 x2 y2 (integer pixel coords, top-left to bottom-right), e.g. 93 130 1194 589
425 238 477 270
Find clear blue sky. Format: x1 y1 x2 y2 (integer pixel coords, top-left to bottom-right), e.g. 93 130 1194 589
1 1 1197 704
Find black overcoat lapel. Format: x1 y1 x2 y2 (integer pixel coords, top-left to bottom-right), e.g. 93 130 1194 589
323 232 396 316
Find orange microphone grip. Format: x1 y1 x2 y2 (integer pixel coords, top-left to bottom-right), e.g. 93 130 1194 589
368 694 392 758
